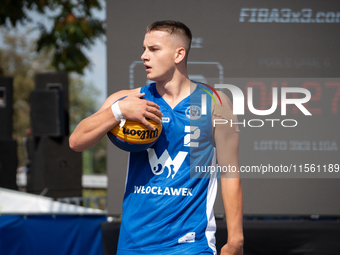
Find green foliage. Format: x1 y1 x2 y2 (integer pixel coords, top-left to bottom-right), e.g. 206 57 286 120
69 74 100 129
69 74 106 174
82 188 107 210
0 0 105 74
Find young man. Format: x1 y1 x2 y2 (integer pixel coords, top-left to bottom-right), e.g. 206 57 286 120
70 20 243 255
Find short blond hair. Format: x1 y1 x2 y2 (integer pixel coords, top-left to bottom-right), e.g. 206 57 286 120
146 20 192 54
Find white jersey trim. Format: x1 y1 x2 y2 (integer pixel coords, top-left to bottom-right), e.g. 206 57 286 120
124 153 131 192
205 147 218 255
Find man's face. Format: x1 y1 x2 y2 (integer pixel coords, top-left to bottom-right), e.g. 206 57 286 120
141 31 177 82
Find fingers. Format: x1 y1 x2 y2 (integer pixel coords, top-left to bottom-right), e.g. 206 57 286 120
140 104 162 130
128 93 160 110
145 105 162 122
145 99 160 109
144 112 161 125
118 95 163 130
135 92 145 98
140 118 156 131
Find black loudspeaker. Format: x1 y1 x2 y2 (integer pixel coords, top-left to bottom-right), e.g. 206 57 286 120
35 72 69 109
34 72 69 136
30 89 65 136
26 136 82 199
0 77 13 139
101 221 120 255
0 139 18 190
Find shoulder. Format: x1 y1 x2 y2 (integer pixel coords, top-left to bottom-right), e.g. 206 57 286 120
97 87 141 113
107 87 141 101
216 91 232 109
212 90 240 133
211 90 233 116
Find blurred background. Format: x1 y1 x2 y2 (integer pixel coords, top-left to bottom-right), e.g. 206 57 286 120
0 2 108 254
0 0 108 204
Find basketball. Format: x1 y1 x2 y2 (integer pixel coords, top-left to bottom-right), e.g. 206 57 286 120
107 98 162 152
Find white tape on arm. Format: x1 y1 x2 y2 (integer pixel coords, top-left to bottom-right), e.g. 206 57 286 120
111 101 126 128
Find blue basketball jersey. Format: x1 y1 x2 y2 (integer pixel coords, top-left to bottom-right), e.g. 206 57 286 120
117 82 218 255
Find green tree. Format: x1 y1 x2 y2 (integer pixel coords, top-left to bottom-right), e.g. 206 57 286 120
0 0 105 74
69 74 106 174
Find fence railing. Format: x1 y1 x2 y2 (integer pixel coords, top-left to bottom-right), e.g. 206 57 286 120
57 197 107 212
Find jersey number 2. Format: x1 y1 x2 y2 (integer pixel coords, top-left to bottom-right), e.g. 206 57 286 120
184 126 200 147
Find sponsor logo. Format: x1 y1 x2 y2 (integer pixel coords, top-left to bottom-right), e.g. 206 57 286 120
147 148 188 179
122 127 159 139
191 37 203 48
239 8 340 23
178 232 195 243
254 140 338 151
162 117 170 123
134 185 193 196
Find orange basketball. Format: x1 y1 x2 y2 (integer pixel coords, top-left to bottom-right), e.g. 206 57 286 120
107 117 162 152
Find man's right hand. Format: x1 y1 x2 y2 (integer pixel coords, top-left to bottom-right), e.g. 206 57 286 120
118 92 162 130
69 88 162 152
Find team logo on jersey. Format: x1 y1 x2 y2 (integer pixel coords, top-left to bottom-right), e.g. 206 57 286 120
147 148 187 179
185 105 202 120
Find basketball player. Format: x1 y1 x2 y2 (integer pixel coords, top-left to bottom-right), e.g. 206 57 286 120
70 20 243 255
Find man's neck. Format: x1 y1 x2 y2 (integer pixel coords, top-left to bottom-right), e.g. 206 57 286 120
156 76 196 109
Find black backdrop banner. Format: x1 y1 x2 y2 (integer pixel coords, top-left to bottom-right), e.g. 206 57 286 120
106 0 340 215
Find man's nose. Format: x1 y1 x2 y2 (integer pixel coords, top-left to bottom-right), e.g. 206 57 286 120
141 50 149 61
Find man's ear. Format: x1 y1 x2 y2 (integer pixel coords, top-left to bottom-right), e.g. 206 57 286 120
174 47 186 64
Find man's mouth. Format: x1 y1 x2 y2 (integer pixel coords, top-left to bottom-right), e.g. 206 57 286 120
144 64 151 71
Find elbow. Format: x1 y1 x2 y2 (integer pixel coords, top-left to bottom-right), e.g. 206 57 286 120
69 135 83 152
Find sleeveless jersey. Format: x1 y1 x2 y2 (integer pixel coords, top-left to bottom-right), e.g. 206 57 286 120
117 82 218 255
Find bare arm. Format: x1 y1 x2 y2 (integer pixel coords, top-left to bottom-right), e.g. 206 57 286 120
213 92 244 255
69 88 162 152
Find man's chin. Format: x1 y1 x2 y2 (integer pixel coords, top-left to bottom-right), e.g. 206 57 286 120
146 75 157 81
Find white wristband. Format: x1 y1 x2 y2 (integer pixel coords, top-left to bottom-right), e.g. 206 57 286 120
111 101 126 128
